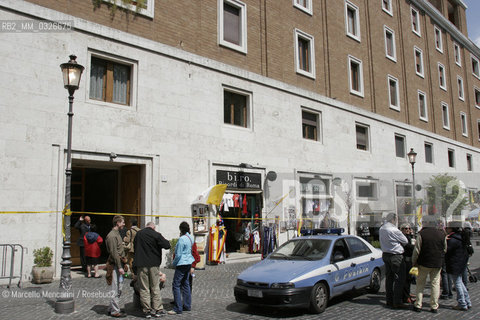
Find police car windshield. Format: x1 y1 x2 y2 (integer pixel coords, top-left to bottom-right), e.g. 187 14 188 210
270 239 331 261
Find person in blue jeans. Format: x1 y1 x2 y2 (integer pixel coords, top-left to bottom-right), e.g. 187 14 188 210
445 222 472 311
168 222 194 315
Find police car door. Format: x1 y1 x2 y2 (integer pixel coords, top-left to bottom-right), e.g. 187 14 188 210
330 239 356 296
345 237 374 289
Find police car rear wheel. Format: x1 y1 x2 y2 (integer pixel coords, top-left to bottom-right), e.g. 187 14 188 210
367 268 381 293
309 282 328 314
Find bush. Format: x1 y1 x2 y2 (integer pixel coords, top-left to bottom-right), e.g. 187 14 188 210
169 238 178 252
33 247 53 267
370 240 381 249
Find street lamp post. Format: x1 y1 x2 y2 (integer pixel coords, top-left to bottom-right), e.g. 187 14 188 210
407 148 417 232
55 55 84 314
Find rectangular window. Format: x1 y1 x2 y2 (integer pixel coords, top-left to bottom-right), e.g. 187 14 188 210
295 29 315 78
219 0 247 53
458 76 464 101
223 88 250 128
384 26 396 61
434 26 443 52
418 90 428 121
302 109 321 141
356 123 369 151
442 102 450 130
438 63 446 90
382 0 392 15
448 149 455 168
101 0 154 18
473 55 480 79
396 183 412 197
345 1 360 41
293 0 312 15
414 47 424 77
348 55 364 96
461 112 468 137
388 75 400 110
467 154 473 171
475 88 480 108
454 43 461 66
356 180 378 199
478 120 480 141
89 56 132 106
395 134 405 158
411 6 421 36
424 142 433 164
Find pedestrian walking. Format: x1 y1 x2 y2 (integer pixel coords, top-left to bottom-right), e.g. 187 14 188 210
133 221 171 318
379 212 409 309
400 223 415 304
446 221 472 311
75 215 93 273
83 225 103 278
462 221 474 288
168 221 195 315
124 218 141 274
105 215 127 318
411 219 446 313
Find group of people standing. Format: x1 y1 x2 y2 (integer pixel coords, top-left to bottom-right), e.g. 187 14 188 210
75 215 103 278
77 214 199 318
379 212 474 313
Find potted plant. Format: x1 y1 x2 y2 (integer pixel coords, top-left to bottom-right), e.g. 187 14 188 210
32 247 54 284
165 238 178 269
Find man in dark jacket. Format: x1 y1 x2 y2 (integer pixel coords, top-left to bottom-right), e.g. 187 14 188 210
134 221 171 318
446 222 472 311
412 219 446 313
75 215 92 273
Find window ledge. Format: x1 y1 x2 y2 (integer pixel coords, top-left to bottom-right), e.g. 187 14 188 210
86 98 134 111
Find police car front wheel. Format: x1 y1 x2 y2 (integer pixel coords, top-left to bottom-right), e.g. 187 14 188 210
309 282 328 314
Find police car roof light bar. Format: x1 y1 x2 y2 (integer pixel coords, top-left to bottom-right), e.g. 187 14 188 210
300 228 345 236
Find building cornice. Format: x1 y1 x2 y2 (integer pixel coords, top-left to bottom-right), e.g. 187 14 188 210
412 0 479 57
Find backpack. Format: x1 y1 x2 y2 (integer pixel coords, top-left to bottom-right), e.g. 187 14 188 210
124 228 138 254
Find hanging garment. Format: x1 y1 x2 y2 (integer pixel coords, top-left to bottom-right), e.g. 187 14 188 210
320 199 330 212
225 193 234 208
209 225 218 263
233 194 240 207
242 195 248 214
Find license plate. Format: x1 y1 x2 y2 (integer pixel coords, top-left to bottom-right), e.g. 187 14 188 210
247 289 263 298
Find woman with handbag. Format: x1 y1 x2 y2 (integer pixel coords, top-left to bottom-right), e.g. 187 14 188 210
168 222 195 315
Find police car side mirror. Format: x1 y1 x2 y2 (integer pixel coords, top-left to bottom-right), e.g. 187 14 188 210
333 252 344 263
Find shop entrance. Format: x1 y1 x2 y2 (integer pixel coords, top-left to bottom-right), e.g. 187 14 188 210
220 192 263 253
70 164 142 266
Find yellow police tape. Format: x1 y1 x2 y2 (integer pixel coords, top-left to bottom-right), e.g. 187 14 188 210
0 210 417 219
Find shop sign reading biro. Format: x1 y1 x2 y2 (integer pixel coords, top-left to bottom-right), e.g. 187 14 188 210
216 170 261 189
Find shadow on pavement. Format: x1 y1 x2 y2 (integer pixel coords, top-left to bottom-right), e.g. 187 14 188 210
226 289 385 318
226 303 309 318
91 304 110 316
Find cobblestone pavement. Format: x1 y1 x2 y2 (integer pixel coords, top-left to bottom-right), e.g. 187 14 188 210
2 243 480 320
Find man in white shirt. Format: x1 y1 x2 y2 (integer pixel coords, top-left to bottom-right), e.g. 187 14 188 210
379 212 408 309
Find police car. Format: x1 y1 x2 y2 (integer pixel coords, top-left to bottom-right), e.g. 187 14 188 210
234 229 384 313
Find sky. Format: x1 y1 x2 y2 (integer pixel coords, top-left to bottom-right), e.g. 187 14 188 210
464 0 480 46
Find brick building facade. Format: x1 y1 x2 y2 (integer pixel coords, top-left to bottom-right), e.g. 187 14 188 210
1 0 480 280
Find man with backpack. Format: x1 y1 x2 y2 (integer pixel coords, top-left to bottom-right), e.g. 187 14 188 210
124 218 141 274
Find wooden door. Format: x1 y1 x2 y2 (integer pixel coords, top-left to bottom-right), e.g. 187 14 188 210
121 165 142 228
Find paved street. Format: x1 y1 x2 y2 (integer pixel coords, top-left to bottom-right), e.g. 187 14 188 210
2 241 480 320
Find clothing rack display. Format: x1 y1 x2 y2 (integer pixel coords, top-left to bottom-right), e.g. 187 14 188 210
262 225 277 258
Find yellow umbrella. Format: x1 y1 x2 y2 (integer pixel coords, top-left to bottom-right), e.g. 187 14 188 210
192 184 227 206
